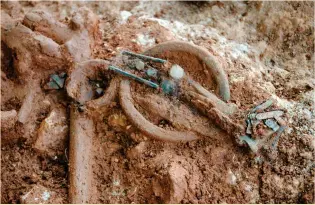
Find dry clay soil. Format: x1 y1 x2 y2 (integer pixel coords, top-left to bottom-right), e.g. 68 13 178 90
1 1 315 204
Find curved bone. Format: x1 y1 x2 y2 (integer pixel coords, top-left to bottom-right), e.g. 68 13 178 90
86 77 119 115
66 59 110 104
2 24 64 78
143 40 231 102
23 10 73 44
134 93 221 138
119 80 198 142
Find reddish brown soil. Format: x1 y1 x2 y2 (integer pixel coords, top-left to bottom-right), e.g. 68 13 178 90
1 1 314 204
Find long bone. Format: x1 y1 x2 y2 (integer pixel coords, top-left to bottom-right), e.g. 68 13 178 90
183 91 245 143
133 93 223 140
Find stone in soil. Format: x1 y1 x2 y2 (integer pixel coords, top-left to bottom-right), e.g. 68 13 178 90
20 185 63 204
1 109 17 131
152 162 188 203
126 141 147 159
34 106 68 157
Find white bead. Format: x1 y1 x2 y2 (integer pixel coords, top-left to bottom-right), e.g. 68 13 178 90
169 64 185 80
135 60 145 70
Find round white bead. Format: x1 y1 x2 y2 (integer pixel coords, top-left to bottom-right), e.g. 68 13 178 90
135 60 145 70
169 64 185 80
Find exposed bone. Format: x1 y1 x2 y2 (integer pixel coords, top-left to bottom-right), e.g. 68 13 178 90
207 108 244 137
119 80 198 142
66 59 110 104
185 92 244 138
2 8 102 204
143 40 231 101
274 116 287 126
69 106 97 203
134 93 221 139
65 7 100 62
1 10 19 31
18 81 41 124
23 10 73 44
2 24 65 77
86 78 119 115
64 30 91 62
2 7 101 83
184 90 237 115
1 1 23 19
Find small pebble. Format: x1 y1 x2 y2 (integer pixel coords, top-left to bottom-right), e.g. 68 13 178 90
244 184 252 192
135 60 145 70
95 88 104 96
227 169 237 185
169 64 185 80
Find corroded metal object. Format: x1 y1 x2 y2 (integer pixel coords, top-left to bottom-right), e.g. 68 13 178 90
242 99 286 153
122 50 167 63
45 72 66 90
256 110 284 120
109 65 159 89
264 119 280 131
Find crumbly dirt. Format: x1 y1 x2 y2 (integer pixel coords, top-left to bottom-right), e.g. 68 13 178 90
1 1 314 204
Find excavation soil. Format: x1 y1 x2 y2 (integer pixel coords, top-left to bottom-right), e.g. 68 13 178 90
1 1 314 204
